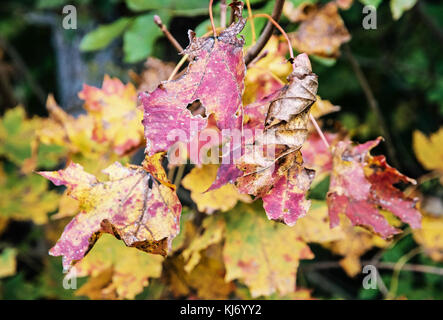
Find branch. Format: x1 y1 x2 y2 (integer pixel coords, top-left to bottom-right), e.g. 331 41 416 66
244 0 285 65
302 259 443 276
154 15 184 53
343 44 400 168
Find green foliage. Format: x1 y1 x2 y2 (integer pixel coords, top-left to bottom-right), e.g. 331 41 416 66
123 13 170 63
79 17 132 52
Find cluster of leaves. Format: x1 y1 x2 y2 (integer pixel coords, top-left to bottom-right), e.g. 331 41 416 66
1 0 442 300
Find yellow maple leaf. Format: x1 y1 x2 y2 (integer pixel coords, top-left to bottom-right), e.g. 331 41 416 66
413 127 443 183
79 75 143 155
182 164 251 214
182 214 225 273
223 203 314 297
73 234 163 299
294 200 345 243
0 164 58 225
325 217 390 277
167 244 235 299
38 95 105 157
413 214 443 262
310 96 340 119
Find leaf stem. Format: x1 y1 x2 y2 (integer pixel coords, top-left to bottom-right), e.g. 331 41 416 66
245 0 256 44
309 113 330 149
168 54 189 81
251 12 295 72
209 0 217 37
174 164 186 187
387 247 422 299
244 0 285 65
153 15 184 53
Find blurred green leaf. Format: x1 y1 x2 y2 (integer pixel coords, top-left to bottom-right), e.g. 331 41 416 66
359 0 383 8
126 0 208 16
80 17 132 52
390 0 418 20
123 12 169 63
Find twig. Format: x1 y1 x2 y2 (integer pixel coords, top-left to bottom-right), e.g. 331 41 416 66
209 0 217 37
220 0 227 29
251 13 295 72
310 113 330 149
244 0 285 65
167 166 176 182
387 247 422 299
154 15 185 53
343 44 400 168
168 54 189 81
174 164 186 187
302 258 443 277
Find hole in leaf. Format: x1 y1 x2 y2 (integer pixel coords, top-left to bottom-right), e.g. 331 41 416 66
187 99 206 117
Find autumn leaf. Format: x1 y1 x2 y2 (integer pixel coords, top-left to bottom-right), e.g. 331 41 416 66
38 161 181 270
0 164 58 225
0 106 66 171
327 137 421 238
181 213 225 273
290 2 351 58
293 200 345 243
233 54 318 225
283 1 317 23
79 75 144 155
310 96 341 119
261 151 315 226
73 234 163 300
262 53 318 149
182 164 250 214
140 6 246 155
413 213 443 262
0 248 17 278
142 152 175 189
327 217 390 277
38 95 106 158
166 244 235 299
413 128 443 184
223 202 314 297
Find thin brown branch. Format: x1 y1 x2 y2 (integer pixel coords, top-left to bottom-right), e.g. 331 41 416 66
209 0 217 37
302 259 443 276
244 0 285 65
154 15 184 53
343 44 400 168
251 12 295 71
310 113 330 149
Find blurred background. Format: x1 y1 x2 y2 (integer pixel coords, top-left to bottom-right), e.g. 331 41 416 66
0 0 442 300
